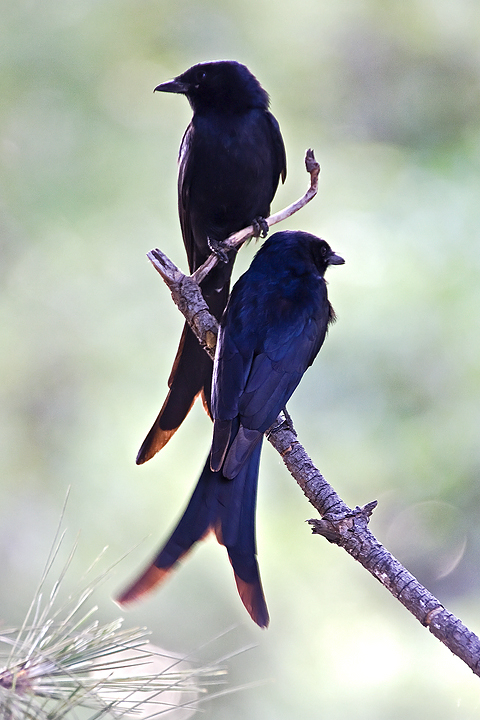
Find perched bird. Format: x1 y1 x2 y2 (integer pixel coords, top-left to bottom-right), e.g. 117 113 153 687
136 60 287 465
119 230 344 627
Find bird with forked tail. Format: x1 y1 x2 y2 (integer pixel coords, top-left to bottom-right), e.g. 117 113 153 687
118 230 344 627
136 60 286 465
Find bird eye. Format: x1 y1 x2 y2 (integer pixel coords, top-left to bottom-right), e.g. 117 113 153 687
195 69 207 83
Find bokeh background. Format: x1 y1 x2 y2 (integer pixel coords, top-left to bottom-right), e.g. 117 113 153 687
2 0 480 717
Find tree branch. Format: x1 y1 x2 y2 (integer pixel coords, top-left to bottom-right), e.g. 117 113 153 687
145 150 480 676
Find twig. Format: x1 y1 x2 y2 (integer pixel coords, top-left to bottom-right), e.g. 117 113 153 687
144 150 480 676
268 421 480 675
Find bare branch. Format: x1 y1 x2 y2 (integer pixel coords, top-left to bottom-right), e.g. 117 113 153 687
144 150 480 676
267 419 480 674
147 248 218 357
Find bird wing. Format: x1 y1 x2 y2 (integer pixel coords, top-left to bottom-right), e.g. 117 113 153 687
177 123 198 272
266 111 287 186
240 305 330 431
209 320 254 472
213 288 331 478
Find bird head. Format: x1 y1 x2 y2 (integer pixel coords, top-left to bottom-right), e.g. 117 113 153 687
311 237 345 275
154 60 269 114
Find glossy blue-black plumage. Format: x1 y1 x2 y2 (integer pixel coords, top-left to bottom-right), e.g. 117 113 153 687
119 230 343 627
137 61 286 464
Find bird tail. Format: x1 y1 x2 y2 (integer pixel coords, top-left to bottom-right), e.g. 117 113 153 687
136 323 213 465
116 441 269 628
221 441 269 627
136 277 232 465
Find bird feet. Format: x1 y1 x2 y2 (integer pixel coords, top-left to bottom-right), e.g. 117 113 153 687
266 407 296 439
207 237 230 263
252 217 269 239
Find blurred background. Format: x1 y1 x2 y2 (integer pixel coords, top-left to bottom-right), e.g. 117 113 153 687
1 0 480 717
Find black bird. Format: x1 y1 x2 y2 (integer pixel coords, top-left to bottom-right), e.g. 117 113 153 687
119 230 344 627
136 60 286 465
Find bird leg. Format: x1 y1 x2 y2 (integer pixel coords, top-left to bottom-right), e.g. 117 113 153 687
252 216 269 239
207 236 230 264
266 407 296 439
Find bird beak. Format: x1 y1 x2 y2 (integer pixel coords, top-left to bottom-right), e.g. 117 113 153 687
329 252 345 266
153 79 189 94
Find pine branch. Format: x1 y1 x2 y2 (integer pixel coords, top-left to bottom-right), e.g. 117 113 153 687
144 149 480 676
0 515 255 720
